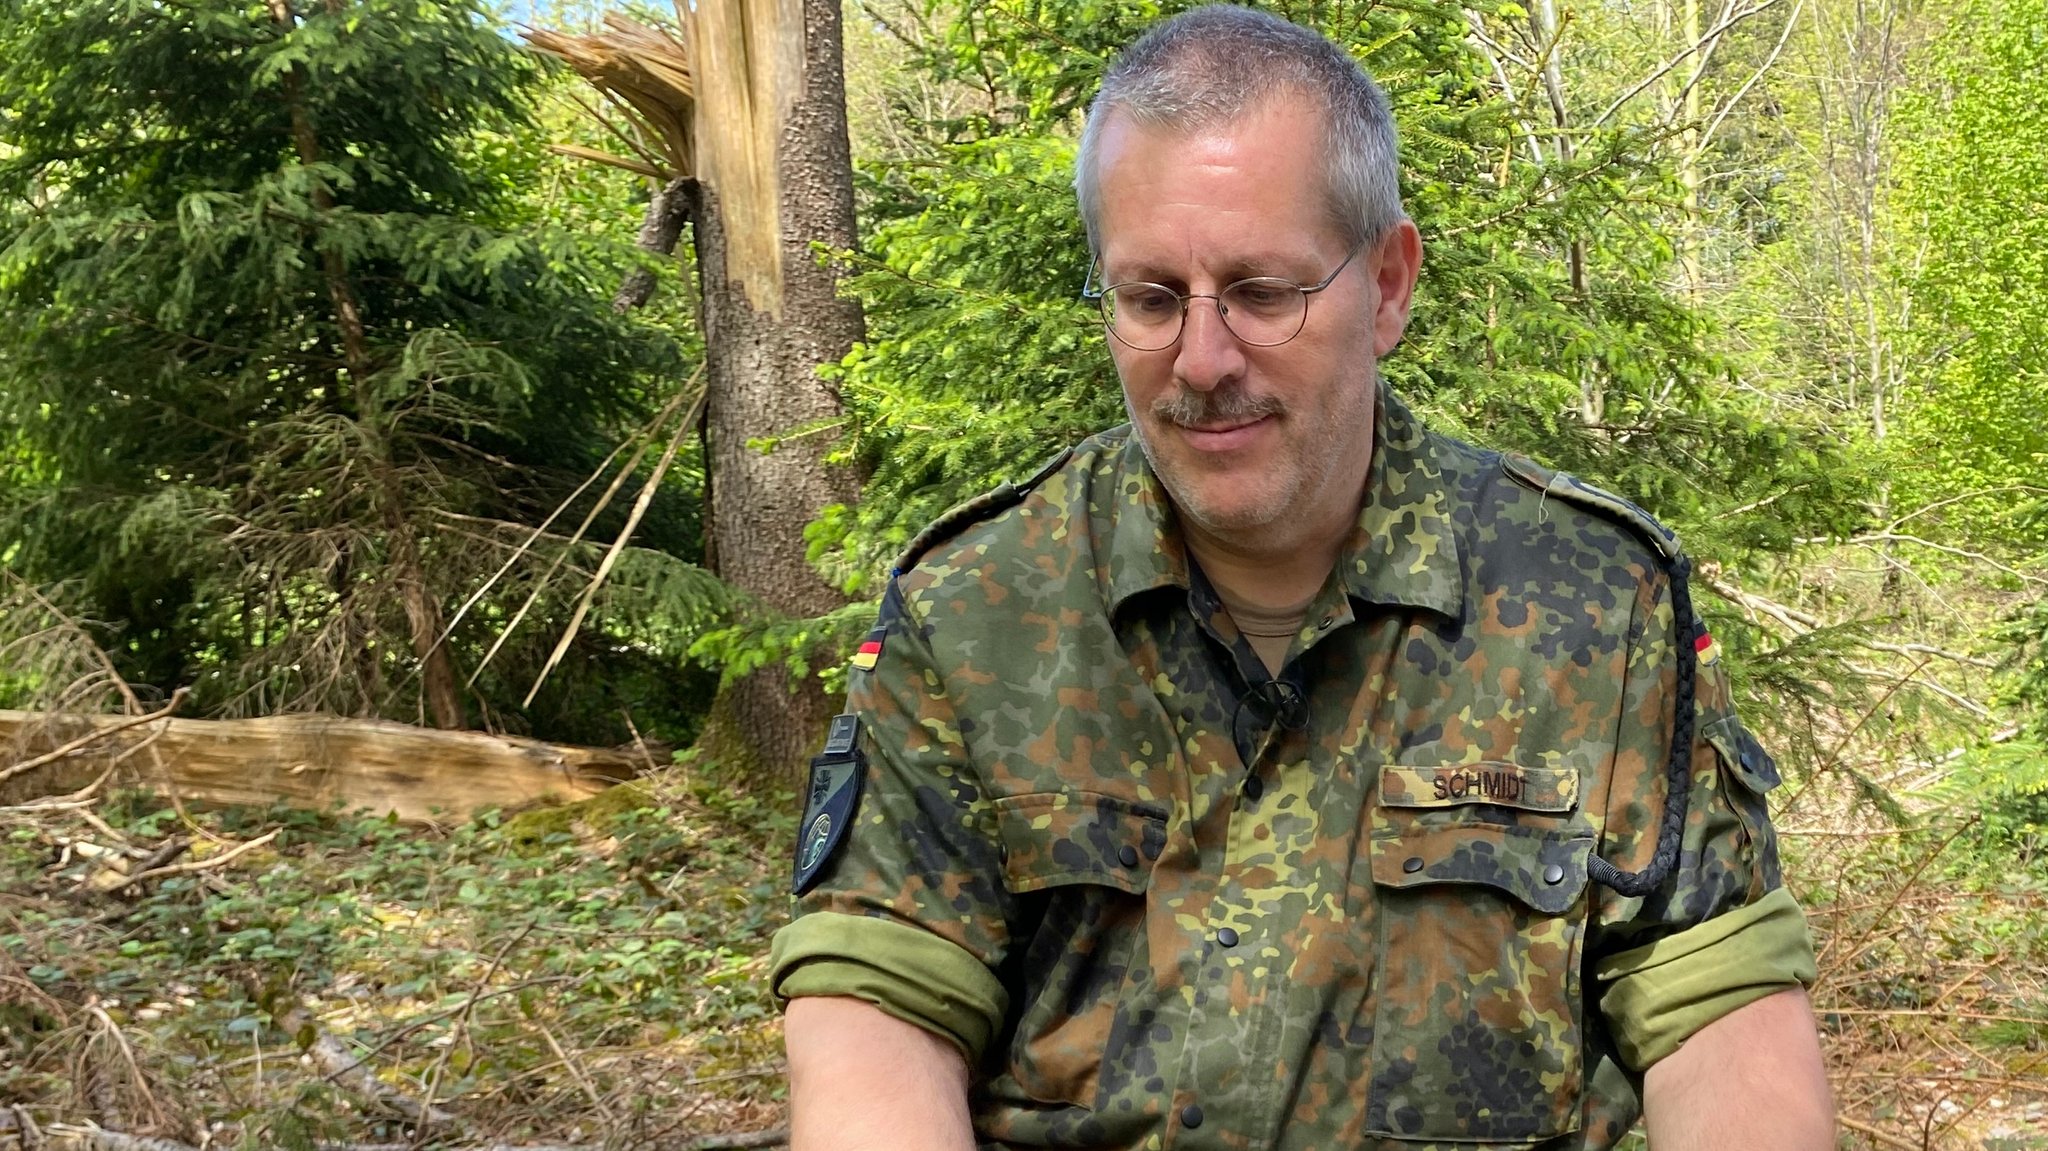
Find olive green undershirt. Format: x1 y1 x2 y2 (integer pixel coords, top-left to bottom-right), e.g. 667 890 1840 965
773 883 1816 1073
1214 590 1314 676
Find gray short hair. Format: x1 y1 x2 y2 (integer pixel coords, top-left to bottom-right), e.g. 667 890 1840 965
1074 5 1405 256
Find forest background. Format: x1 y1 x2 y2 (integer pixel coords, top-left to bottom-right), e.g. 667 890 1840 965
1 0 2045 1147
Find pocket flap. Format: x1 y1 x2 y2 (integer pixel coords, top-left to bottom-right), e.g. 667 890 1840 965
1703 716 1782 795
1379 762 1579 812
1370 823 1594 915
991 791 1167 896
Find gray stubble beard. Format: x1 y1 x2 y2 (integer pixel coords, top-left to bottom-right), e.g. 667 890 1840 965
1125 375 1376 544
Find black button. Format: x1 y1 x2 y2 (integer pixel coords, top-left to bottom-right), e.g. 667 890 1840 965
1181 1104 1204 1129
1402 856 1424 874
1216 927 1239 948
1543 863 1566 885
1117 845 1140 868
1243 774 1264 801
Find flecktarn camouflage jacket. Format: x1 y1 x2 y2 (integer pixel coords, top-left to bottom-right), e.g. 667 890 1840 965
769 387 1817 1150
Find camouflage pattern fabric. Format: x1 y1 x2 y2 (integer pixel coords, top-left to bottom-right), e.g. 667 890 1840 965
774 385 1802 1149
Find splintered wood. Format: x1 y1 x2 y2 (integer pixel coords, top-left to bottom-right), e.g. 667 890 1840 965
525 0 798 315
0 711 636 822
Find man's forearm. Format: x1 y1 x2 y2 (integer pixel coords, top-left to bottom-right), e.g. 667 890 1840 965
1642 986 1835 1150
786 995 976 1151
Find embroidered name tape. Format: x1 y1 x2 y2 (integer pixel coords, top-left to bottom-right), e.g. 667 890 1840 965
1377 763 1579 813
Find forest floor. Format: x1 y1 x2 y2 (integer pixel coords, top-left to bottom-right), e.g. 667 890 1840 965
1 759 795 1151
2 745 2045 1149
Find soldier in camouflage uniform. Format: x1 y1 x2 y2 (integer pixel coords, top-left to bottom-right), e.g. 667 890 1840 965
769 7 1835 1150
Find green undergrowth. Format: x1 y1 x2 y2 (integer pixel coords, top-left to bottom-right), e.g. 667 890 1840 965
0 754 798 1147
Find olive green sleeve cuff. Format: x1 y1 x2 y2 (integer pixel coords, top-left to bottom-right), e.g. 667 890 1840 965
768 911 1010 1065
1596 885 1818 1070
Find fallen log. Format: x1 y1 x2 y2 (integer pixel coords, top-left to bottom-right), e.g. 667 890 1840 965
0 711 637 822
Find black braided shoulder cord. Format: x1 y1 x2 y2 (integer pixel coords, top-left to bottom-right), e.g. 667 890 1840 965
1587 553 1699 898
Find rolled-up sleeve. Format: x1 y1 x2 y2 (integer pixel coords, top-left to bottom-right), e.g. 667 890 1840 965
1595 884 1816 1067
766 582 1015 1064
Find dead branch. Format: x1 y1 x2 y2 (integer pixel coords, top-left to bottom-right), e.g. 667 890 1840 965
462 383 696 687
1834 1115 1921 1151
0 693 186 785
614 176 694 312
526 372 707 706
0 762 122 814
1592 0 1785 126
113 831 276 890
1814 817 1977 977
680 1134 788 1150
41 1125 193 1151
1835 532 2048 587
529 1018 613 1126
1695 0 1804 156
77 1001 169 1132
274 1003 461 1129
1879 485 2048 533
2 1106 45 1151
1701 571 2000 670
4 579 153 721
1845 661 1991 718
417 922 538 1130
124 837 190 878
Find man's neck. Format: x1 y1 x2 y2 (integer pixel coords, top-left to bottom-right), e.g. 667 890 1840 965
1181 501 1353 616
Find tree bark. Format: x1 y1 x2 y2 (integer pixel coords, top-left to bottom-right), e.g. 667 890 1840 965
685 0 862 780
530 0 863 777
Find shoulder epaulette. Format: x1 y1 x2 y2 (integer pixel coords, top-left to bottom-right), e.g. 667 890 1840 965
1501 453 1682 564
889 446 1076 577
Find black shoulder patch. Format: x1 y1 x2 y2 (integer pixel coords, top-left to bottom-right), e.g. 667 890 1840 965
890 446 1075 576
792 713 865 895
1501 452 1682 564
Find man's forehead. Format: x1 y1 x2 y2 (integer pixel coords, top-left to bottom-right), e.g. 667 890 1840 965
1090 100 1344 277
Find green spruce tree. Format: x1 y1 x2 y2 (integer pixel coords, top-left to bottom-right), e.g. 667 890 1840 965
0 0 705 736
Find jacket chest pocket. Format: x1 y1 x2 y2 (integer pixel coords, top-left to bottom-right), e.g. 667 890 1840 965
984 791 1165 1113
1366 817 1595 1143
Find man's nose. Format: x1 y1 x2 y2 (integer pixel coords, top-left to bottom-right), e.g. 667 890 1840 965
1173 296 1245 392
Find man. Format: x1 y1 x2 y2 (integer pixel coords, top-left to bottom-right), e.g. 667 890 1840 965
768 7 1835 1149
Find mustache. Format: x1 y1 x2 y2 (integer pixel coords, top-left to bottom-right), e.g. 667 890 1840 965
1151 385 1285 427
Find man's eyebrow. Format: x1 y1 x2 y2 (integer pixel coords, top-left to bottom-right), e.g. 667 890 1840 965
1108 254 1321 285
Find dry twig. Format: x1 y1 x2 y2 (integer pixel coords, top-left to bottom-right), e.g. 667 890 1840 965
118 830 277 888
273 1004 460 1129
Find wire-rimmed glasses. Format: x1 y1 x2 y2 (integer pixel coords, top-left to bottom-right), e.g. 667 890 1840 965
1081 244 1363 351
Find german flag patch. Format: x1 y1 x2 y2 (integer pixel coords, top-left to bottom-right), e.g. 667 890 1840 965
1694 629 1720 667
850 626 885 672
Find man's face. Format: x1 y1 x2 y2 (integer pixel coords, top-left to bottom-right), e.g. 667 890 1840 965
1092 98 1419 546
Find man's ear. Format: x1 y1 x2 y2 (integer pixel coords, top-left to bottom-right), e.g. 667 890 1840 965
1370 219 1423 358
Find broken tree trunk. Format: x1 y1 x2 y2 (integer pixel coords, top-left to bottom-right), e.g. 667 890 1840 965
527 0 863 783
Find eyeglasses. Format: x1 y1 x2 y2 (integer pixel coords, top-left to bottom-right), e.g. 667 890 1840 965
1081 244 1363 351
